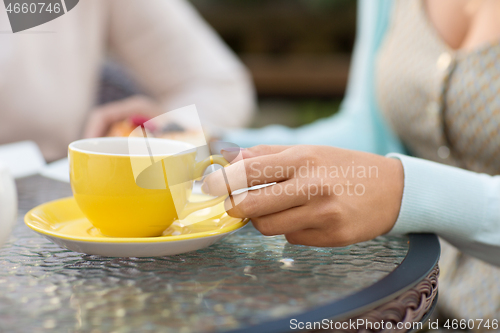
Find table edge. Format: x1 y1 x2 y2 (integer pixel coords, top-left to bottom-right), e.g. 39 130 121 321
230 233 441 333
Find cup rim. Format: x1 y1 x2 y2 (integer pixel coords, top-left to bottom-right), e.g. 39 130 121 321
68 137 196 157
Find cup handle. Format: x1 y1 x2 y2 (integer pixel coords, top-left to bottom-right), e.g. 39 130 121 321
178 155 229 219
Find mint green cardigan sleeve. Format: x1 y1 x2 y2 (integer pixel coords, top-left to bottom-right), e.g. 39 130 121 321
224 0 500 266
224 0 404 155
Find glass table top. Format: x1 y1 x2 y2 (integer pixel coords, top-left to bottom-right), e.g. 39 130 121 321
0 176 409 333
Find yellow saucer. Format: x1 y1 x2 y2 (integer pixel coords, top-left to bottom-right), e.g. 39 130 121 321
25 196 249 257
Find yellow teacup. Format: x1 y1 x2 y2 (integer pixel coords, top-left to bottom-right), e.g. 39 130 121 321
68 137 228 237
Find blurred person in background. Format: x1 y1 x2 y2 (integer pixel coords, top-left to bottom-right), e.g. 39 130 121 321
0 0 255 161
210 0 500 326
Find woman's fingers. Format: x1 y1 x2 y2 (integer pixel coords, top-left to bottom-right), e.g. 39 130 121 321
241 145 291 159
203 152 296 196
249 205 323 236
221 145 291 164
284 229 335 247
224 179 309 218
284 228 353 248
83 96 160 138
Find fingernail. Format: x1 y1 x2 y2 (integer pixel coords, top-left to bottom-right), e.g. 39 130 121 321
221 147 244 162
130 115 151 126
221 147 244 152
201 181 209 194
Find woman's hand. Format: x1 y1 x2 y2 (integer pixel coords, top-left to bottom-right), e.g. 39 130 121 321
202 145 404 247
83 96 162 138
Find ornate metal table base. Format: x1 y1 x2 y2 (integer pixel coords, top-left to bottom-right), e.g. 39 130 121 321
330 265 439 333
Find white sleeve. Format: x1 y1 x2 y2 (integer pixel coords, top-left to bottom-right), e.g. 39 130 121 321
106 0 256 133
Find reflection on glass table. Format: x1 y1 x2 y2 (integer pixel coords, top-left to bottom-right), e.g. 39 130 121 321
0 176 439 333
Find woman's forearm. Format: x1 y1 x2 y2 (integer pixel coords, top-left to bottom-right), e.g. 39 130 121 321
387 153 500 266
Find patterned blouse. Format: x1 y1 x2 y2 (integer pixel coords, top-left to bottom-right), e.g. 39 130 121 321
376 0 500 324
376 0 500 176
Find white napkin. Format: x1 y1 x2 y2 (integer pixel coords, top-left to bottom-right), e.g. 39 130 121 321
40 158 70 183
0 141 45 178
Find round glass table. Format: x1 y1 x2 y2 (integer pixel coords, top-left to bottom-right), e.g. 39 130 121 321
0 176 440 332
